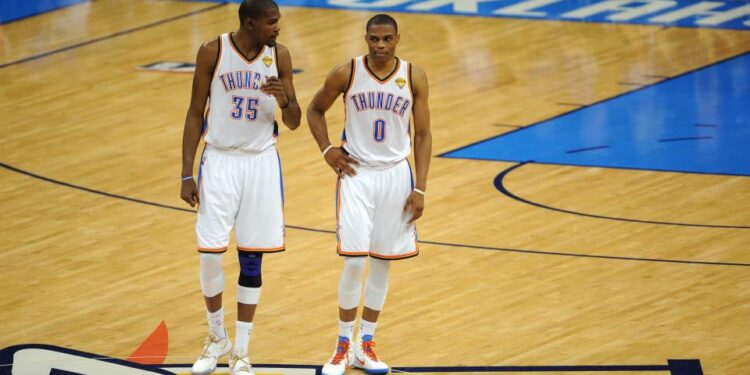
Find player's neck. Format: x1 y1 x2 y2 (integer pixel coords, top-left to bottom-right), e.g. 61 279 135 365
365 55 397 76
231 29 263 57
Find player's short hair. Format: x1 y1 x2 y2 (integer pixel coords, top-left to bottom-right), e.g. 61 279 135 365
366 14 398 34
238 0 279 23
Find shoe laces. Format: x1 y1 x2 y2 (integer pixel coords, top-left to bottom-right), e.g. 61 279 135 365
330 339 350 365
198 333 221 359
361 340 379 361
231 355 252 373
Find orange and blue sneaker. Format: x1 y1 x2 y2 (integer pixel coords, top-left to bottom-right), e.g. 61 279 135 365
322 336 353 375
353 335 389 374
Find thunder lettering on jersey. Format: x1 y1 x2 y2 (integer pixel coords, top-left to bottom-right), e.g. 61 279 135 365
205 33 278 153
343 56 413 166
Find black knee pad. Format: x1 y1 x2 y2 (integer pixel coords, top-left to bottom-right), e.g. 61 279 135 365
238 252 263 287
238 273 262 287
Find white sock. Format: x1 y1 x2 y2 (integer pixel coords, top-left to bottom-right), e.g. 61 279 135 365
207 308 226 339
338 319 355 341
234 320 254 355
359 319 377 341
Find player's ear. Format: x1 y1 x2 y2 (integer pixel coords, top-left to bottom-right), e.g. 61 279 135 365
243 16 255 31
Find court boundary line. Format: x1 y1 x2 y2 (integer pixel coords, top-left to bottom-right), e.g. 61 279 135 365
494 161 750 230
2 160 748 267
0 2 227 70
439 50 750 178
0 344 704 374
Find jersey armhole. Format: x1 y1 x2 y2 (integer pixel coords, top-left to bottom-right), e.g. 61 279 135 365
210 35 222 82
273 45 279 75
343 58 356 97
408 62 415 98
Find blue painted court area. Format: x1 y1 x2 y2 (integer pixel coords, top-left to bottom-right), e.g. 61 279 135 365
0 0 87 24
444 52 750 177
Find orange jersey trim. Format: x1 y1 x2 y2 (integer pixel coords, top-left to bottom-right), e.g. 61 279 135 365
237 245 285 253
336 176 343 228
273 45 279 72
198 246 228 253
369 239 420 260
211 35 223 81
343 58 356 97
362 56 400 84
227 33 266 65
343 59 356 128
337 243 369 256
369 248 419 260
407 62 414 99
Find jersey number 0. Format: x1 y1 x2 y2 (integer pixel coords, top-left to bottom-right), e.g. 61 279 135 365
373 119 386 142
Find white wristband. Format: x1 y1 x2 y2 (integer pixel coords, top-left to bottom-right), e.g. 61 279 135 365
181 176 194 181
322 145 334 157
413 188 425 196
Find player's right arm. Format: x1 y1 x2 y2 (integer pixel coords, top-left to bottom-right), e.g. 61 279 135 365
307 61 359 177
180 39 218 207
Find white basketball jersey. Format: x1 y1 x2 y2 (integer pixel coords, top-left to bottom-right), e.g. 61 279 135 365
343 56 413 167
205 33 279 153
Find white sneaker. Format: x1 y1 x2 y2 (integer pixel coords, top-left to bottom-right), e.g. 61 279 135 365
353 335 389 374
321 337 353 375
229 350 255 375
191 331 232 375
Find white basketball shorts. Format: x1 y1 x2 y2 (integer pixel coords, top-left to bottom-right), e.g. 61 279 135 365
196 145 285 253
336 158 418 260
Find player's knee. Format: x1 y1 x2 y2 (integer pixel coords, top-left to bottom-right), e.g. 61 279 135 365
363 258 390 310
367 258 391 288
338 257 366 309
341 256 366 285
236 253 262 304
238 273 262 288
200 253 225 297
238 252 263 287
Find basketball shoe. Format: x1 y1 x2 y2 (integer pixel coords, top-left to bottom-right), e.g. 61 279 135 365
229 349 255 375
352 335 389 374
322 336 354 375
191 330 231 375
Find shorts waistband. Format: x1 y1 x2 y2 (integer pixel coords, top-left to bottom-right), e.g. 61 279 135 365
352 158 407 171
205 144 277 157
342 146 406 170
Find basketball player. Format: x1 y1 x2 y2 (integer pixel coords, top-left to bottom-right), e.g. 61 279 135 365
179 1 300 374
306 14 432 375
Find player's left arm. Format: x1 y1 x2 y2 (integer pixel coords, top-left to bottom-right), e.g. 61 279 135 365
262 43 301 130
404 65 432 223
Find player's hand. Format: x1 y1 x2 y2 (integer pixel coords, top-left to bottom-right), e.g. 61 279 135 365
180 179 200 207
403 191 424 223
323 147 359 177
260 76 289 108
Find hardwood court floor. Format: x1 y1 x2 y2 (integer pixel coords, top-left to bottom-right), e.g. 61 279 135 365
1 1 749 373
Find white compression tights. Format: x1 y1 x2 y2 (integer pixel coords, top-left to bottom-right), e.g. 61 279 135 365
338 257 391 310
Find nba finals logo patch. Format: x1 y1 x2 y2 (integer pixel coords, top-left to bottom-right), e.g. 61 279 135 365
263 56 273 67
395 77 406 89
